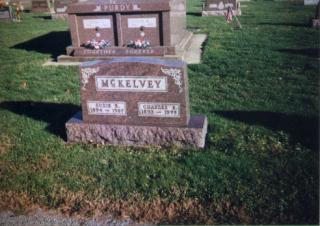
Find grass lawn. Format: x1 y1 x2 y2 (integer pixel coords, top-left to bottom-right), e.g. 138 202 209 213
0 0 319 224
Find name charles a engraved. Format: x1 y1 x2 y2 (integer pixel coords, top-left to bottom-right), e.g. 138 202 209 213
87 101 126 116
95 76 167 92
138 102 180 118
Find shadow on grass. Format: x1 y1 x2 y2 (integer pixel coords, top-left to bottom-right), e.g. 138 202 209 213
0 101 79 140
276 48 320 58
33 15 52 20
11 31 70 59
215 110 319 151
187 12 202 17
258 22 308 27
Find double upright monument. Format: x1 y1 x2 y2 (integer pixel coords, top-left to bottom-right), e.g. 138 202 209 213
65 0 208 149
58 0 194 62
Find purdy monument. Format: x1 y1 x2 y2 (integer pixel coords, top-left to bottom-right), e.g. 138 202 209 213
58 0 195 62
66 57 208 148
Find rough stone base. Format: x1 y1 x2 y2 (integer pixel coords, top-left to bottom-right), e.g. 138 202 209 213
66 112 208 149
312 19 320 28
51 13 68 20
202 10 241 16
56 54 183 63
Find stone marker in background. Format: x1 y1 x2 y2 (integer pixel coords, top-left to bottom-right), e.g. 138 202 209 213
0 1 12 22
57 0 195 62
32 0 52 13
11 0 32 11
202 0 241 16
66 57 208 148
52 0 78 20
312 2 320 27
304 0 319 6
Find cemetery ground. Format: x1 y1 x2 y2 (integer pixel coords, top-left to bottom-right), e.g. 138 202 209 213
0 0 319 224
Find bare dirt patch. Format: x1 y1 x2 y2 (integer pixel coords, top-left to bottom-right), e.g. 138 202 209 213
0 190 252 224
0 134 12 155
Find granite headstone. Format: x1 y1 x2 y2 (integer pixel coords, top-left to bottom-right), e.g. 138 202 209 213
66 57 208 148
0 7 11 21
58 0 193 61
32 0 51 13
312 2 320 27
202 0 241 16
11 0 32 11
52 0 78 19
304 0 319 6
0 1 11 21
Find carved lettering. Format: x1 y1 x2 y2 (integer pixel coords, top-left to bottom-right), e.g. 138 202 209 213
138 103 180 118
87 101 126 116
96 76 167 92
102 4 132 12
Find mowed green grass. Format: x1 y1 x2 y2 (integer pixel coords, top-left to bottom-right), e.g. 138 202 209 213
0 0 319 224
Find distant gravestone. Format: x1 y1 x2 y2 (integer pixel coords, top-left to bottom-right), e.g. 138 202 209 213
11 0 32 11
66 57 208 148
0 7 11 21
57 0 194 62
202 0 241 16
304 0 319 5
312 2 320 27
52 0 78 20
32 0 51 13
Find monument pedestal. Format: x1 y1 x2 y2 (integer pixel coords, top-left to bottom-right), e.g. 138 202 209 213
66 112 208 149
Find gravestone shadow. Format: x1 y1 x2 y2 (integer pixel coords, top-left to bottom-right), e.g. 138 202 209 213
0 101 79 140
33 15 52 20
215 110 319 151
11 31 70 59
187 12 202 17
258 22 308 27
276 48 320 58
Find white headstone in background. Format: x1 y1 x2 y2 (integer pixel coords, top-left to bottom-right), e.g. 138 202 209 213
304 0 319 5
